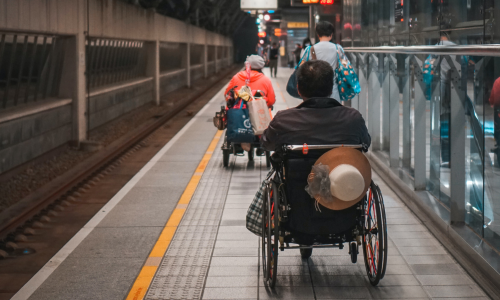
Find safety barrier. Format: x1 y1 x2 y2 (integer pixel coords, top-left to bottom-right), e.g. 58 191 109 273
344 45 500 297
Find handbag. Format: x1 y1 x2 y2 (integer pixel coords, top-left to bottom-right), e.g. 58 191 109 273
226 100 255 143
334 44 361 102
246 171 273 236
247 98 271 135
286 46 316 98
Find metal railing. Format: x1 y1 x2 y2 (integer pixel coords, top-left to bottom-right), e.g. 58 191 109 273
86 38 147 89
345 45 500 279
344 45 500 56
0 32 62 109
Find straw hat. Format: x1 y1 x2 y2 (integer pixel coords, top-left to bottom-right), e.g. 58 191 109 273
307 147 371 211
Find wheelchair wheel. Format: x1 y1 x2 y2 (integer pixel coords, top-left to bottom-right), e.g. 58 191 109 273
265 151 271 168
223 149 230 167
261 182 278 288
248 146 254 161
362 181 387 286
300 247 312 259
374 183 388 279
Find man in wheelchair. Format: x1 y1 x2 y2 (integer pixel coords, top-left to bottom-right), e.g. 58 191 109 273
253 61 387 287
261 60 370 151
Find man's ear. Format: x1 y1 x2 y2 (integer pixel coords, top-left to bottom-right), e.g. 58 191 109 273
297 84 305 100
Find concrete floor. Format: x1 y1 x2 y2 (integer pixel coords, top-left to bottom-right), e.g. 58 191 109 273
13 68 490 300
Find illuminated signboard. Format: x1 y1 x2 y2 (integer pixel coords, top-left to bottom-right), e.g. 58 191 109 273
258 31 267 38
302 0 319 3
395 0 403 22
241 0 277 9
274 28 282 36
288 22 309 28
320 0 334 4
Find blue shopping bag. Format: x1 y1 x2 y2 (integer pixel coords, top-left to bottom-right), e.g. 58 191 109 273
334 44 361 101
226 100 255 143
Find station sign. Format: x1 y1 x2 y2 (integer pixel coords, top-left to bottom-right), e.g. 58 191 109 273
292 0 334 5
241 0 277 10
288 22 309 28
395 0 404 22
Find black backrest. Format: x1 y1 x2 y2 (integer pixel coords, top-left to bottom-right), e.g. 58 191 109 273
283 150 359 236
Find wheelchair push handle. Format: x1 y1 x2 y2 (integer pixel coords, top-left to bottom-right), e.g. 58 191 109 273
285 143 368 152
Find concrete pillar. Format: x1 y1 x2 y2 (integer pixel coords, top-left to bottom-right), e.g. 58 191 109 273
186 42 191 88
358 54 368 121
402 69 411 170
204 43 208 78
389 55 400 168
145 40 160 105
449 58 466 225
59 0 86 145
368 54 381 151
413 57 427 190
214 45 218 74
382 54 391 152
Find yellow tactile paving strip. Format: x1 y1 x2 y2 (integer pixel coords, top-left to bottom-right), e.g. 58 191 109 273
125 130 223 300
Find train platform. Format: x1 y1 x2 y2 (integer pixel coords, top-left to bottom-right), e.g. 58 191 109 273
12 68 489 300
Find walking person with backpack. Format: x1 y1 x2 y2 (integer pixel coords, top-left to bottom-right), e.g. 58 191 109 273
269 43 279 78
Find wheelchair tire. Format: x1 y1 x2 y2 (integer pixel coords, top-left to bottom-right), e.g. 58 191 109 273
265 151 271 168
374 183 388 279
362 181 387 286
248 146 254 161
300 247 312 259
261 182 278 288
223 149 230 167
349 242 358 264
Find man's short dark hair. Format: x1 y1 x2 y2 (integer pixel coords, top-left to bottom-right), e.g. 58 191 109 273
316 21 334 37
297 60 334 99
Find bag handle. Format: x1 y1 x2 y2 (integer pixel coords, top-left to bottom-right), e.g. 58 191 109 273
310 46 317 60
295 46 311 70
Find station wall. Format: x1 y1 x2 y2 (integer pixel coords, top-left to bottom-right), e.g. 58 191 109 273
0 0 234 174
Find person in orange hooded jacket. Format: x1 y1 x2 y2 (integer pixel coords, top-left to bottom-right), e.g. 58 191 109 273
224 55 276 109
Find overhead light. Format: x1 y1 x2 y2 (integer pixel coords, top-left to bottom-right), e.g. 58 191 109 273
264 14 271 21
256 19 261 24
260 39 265 44
258 14 264 20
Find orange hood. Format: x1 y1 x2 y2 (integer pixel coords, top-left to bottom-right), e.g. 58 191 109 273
236 70 265 83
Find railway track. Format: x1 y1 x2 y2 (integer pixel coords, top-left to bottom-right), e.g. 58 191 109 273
0 65 240 258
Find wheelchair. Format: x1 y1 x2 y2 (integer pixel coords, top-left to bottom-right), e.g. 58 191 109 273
261 144 388 288
221 132 271 168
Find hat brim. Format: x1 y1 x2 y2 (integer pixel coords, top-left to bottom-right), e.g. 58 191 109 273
308 147 371 211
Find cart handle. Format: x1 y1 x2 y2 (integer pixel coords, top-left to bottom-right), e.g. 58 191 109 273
285 144 367 152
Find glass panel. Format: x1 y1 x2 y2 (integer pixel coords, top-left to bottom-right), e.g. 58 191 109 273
484 57 500 251
465 54 485 235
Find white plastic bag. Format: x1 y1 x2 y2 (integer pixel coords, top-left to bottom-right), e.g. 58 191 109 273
247 98 271 135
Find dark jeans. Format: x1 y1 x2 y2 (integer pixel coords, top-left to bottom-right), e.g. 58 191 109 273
269 59 278 77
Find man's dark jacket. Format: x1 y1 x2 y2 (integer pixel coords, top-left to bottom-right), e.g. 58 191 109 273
261 97 371 151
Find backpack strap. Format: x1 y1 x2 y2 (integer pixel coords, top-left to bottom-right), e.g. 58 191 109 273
310 46 317 60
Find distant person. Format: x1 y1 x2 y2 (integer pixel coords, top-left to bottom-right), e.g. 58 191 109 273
256 43 264 57
299 21 345 101
269 43 279 78
225 55 276 109
302 37 312 49
293 43 302 66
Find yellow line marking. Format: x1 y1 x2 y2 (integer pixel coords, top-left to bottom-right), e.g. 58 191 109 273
275 81 288 105
125 130 223 300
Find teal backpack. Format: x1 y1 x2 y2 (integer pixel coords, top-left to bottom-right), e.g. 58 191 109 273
334 44 361 101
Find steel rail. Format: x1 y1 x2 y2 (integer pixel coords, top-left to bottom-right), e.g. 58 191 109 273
0 65 240 244
344 45 500 56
